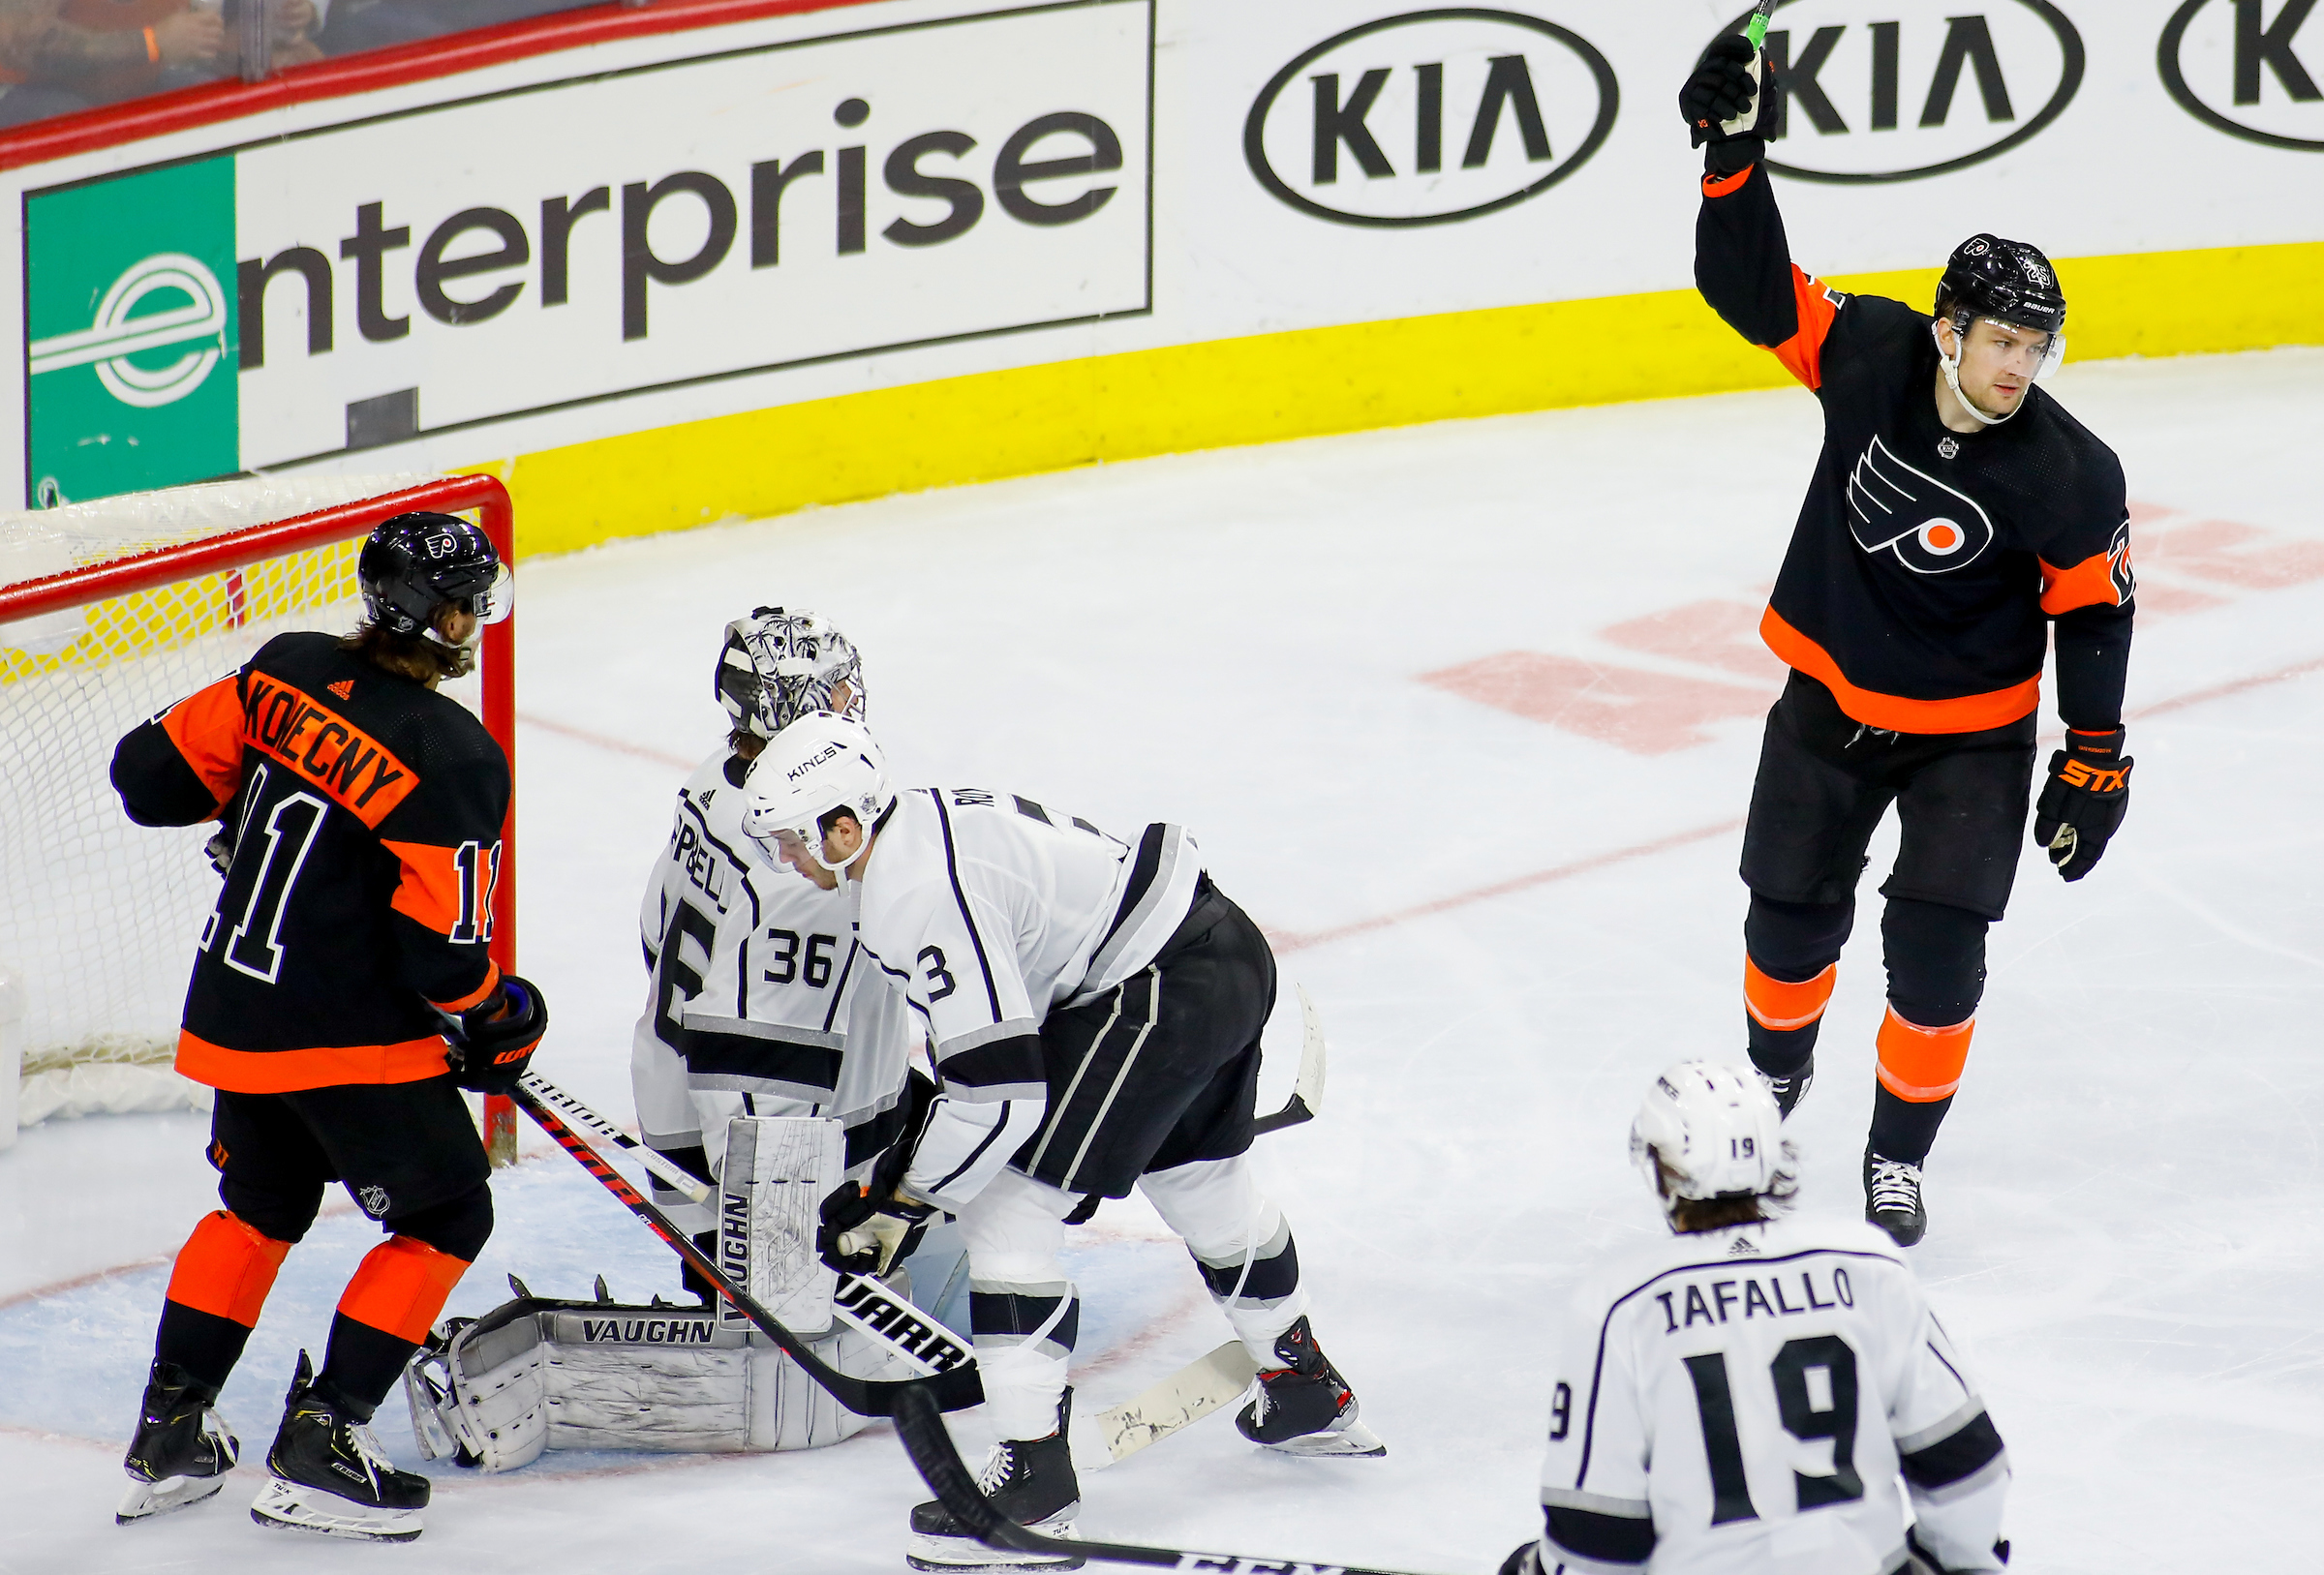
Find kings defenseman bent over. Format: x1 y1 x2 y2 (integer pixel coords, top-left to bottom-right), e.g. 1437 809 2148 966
747 713 1380 1572
1680 32 2137 1245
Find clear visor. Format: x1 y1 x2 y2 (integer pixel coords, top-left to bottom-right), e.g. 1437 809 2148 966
470 562 515 625
1967 317 2065 381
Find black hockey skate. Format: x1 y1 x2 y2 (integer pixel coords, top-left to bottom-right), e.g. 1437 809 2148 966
907 1391 1082 1571
1864 1149 1928 1248
1758 1057 1814 1119
250 1352 429 1542
117 1361 239 1524
1235 1317 1385 1457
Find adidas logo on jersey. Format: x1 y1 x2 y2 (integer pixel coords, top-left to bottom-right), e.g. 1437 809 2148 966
328 680 353 699
1727 1234 1760 1256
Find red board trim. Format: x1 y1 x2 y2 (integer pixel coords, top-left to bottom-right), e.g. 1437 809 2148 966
0 0 883 175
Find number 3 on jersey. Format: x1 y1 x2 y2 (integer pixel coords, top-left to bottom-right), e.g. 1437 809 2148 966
1685 1335 1862 1525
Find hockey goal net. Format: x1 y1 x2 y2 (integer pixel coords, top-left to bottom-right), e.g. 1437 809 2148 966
0 474 517 1155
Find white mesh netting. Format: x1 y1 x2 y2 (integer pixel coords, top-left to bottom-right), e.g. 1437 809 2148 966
0 474 432 1132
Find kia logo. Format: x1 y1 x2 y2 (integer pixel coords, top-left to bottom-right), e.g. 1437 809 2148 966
1243 10 1617 227
1721 0 2084 184
2159 0 2324 151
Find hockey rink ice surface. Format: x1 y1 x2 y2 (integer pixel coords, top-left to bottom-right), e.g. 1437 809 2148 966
6 348 2322 1572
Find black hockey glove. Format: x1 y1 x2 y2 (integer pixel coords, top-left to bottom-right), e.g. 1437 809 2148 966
818 1183 934 1277
203 828 233 877
2032 727 2132 882
448 974 548 1094
1681 34 1769 174
1497 1541 1543 1575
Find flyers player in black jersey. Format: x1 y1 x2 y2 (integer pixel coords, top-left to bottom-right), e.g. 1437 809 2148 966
1680 35 2135 1249
107 513 548 1542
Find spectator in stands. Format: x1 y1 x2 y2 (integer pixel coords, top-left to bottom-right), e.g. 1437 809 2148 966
0 0 317 129
319 0 591 56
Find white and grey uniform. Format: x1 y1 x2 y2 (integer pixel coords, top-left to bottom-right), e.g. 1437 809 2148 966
1526 1217 2008 1575
853 787 1306 1440
632 750 917 1233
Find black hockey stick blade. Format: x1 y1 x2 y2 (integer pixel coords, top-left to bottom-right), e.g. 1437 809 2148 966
1251 984 1327 1137
891 1387 1444 1575
510 1082 981 1418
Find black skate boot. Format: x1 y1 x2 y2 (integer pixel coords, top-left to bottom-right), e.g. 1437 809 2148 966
250 1352 429 1541
117 1361 239 1524
1235 1317 1385 1457
906 1390 1083 1572
1758 1056 1814 1119
1863 1149 1928 1247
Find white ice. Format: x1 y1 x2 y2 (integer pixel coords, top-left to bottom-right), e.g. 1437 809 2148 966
6 348 2323 1573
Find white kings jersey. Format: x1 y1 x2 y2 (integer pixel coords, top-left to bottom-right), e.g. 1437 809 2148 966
1529 1216 2008 1575
849 788 1202 1213
633 751 917 1184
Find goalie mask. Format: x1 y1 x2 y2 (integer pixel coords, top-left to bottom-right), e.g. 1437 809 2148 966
716 607 867 740
743 712 895 874
1629 1061 1794 1227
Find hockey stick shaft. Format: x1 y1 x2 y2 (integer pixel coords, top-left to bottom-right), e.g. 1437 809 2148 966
509 1082 980 1417
892 1386 1442 1575
515 1071 974 1378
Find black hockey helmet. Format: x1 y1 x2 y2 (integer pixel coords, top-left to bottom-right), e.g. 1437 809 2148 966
356 511 510 643
1936 233 2065 335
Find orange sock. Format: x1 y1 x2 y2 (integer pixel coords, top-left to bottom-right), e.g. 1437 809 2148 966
1745 956 1837 1032
1875 1006 1974 1102
166 1210 292 1326
336 1235 471 1344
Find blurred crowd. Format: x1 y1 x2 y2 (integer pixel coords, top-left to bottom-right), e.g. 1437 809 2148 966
0 0 608 128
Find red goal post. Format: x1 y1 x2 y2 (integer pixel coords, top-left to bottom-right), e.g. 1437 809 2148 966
0 474 518 1161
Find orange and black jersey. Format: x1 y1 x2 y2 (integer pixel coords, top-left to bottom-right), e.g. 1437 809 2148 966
111 631 507 1093
1697 160 2133 735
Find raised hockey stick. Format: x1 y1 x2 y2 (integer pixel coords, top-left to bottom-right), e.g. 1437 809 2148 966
515 1072 975 1378
893 1385 1448 1575
1249 984 1327 1136
509 1079 981 1417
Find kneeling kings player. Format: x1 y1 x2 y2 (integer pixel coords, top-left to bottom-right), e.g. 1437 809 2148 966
108 512 547 1540
1501 1063 2009 1575
747 713 1379 1572
1681 33 2137 1245
631 607 920 1301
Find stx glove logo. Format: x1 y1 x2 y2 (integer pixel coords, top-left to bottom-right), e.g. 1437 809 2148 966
2060 759 2128 795
1845 438 1996 573
1705 1 2083 184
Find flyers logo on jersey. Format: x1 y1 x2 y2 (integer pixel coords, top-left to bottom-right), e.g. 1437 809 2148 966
1845 437 1995 573
241 673 418 827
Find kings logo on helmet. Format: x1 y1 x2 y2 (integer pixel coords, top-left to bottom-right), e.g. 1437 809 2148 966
1243 11 1617 227
1707 0 2084 183
2160 0 2324 152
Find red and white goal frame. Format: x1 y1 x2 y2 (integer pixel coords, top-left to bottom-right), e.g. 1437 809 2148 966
0 474 518 1161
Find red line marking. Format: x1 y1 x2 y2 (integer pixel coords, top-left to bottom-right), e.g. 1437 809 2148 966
1268 818 1747 954
517 711 695 770
2128 654 2324 721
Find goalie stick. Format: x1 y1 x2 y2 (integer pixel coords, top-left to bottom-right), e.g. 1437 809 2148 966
518 1072 1262 1468
893 1384 1450 1575
509 1079 981 1418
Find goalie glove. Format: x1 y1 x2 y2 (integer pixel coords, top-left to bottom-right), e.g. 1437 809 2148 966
447 975 548 1094
2032 727 2132 882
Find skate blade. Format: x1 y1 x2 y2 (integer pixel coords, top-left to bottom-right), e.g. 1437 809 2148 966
1260 1416 1387 1457
905 1520 1082 1571
250 1476 424 1542
116 1471 227 1524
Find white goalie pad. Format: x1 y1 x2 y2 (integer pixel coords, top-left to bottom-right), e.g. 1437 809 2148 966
716 1115 843 1338
403 1289 925 1469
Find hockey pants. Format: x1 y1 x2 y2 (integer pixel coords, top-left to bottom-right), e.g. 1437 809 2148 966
959 1156 1307 1442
